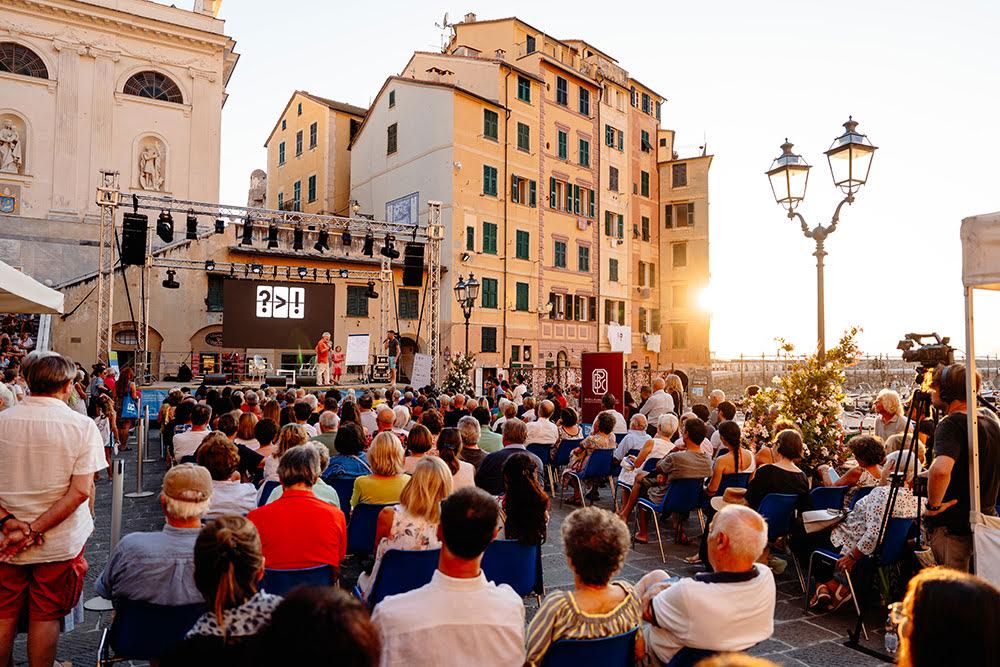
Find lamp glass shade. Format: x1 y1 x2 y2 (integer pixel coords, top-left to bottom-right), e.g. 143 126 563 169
464 274 481 302
454 277 467 303
766 141 810 210
825 119 877 194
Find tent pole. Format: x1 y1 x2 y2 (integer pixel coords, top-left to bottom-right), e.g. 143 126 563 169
965 285 982 519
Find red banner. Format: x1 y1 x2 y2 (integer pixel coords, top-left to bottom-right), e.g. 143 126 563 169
581 352 625 424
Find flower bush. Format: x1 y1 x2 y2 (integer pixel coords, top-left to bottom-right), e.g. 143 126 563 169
440 353 475 395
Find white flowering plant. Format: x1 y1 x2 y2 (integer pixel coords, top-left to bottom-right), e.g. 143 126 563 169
440 353 475 395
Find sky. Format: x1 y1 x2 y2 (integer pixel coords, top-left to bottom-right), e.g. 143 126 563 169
196 0 1000 359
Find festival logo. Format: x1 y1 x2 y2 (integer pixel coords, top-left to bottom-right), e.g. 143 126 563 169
591 368 608 395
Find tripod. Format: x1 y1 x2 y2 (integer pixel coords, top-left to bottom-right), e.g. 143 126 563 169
844 383 932 659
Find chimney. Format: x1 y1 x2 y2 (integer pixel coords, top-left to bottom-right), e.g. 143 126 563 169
494 48 506 60
464 12 477 23
193 0 223 16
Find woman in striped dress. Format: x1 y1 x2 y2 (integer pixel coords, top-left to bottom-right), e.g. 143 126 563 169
525 507 643 666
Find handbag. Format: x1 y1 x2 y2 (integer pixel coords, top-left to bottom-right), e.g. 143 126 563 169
802 509 844 534
121 387 139 420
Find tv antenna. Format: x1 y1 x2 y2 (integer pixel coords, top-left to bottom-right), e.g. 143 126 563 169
435 12 454 51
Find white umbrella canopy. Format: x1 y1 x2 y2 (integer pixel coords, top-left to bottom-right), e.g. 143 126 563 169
0 260 64 314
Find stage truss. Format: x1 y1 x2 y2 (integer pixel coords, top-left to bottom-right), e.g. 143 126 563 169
94 171 444 382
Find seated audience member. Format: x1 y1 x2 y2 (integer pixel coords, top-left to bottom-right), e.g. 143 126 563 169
895 566 1000 667
458 415 487 468
554 407 584 457
618 414 678 488
472 407 502 453
173 403 213 460
526 399 559 447
525 508 641 666
374 405 395 436
617 417 712 544
598 392 629 434
613 414 651 463
817 435 884 508
706 421 756 496
357 457 452 599
753 419 797 469
708 401 738 454
444 393 469 428
253 418 279 460
311 410 340 456
636 505 775 664
323 422 372 481
884 433 927 468
521 396 537 422
436 426 476 489
266 443 341 508
197 434 257 519
494 400 518 434
691 403 715 438
262 423 310 484
392 405 411 441
96 464 211 604
501 452 550 544
216 412 239 440
746 429 810 510
419 407 445 443
161 516 280 664
403 423 435 474
562 411 618 504
233 412 260 450
807 450 920 610
371 487 526 666
241 390 263 418
351 432 410 507
254 587 381 666
248 445 347 572
476 419 544 496
293 401 318 437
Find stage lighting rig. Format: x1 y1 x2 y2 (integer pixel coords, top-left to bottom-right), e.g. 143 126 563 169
381 233 400 259
186 210 198 240
267 222 279 249
362 230 375 257
293 226 304 250
365 280 379 299
341 229 352 247
156 210 174 243
339 269 349 278
250 263 264 276
314 228 330 252
205 260 216 271
162 269 180 289
215 218 226 234
240 217 254 246
297 266 308 279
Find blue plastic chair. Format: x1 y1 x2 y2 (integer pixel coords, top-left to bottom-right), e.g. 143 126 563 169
615 432 627 444
615 457 661 509
562 448 616 508
257 480 280 507
526 443 555 492
636 477 705 563
481 539 544 604
702 472 751 510
355 548 441 609
757 493 805 590
810 485 849 511
328 477 357 518
347 503 397 554
848 485 875 510
97 599 204 665
260 564 335 596
541 628 637 666
550 438 582 493
666 647 717 667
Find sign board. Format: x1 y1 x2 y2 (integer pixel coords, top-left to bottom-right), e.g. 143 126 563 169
581 352 624 424
386 192 419 226
346 333 370 366
223 279 334 349
108 350 120 373
410 353 433 388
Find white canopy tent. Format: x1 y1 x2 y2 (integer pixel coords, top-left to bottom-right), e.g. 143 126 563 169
0 260 64 314
960 212 1000 585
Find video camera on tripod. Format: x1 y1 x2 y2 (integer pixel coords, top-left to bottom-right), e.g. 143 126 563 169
896 332 955 382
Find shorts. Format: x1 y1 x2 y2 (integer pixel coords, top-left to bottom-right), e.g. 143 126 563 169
388 357 397 370
0 550 88 621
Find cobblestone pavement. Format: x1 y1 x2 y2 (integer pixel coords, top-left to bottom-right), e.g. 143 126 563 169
13 436 892 666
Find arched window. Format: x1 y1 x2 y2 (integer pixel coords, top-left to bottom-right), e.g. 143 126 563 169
122 71 183 104
0 42 49 79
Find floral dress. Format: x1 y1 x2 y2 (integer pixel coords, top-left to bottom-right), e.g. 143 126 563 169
565 432 616 475
843 468 879 509
357 505 440 599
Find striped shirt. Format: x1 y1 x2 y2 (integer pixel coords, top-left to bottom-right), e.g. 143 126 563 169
525 582 641 666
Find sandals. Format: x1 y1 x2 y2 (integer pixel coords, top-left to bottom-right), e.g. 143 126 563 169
633 535 650 544
828 585 854 611
683 554 702 565
809 584 832 609
674 525 691 545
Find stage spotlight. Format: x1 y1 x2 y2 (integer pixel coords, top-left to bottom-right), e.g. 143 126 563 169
365 280 379 299
205 260 216 271
215 218 226 234
161 269 180 289
341 229 352 246
156 210 174 243
381 233 400 259
362 230 375 257
267 223 279 249
240 218 254 245
314 229 330 253
326 269 331 281
230 265 235 277
297 266 308 279
186 210 198 240
339 269 349 278
250 263 263 276
293 226 304 250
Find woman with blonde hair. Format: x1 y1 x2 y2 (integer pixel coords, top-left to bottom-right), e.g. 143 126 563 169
350 431 410 507
665 373 685 416
356 456 452 599
162 516 279 663
261 423 310 483
234 411 259 450
261 398 281 425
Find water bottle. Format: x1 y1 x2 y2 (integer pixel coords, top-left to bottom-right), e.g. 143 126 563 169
884 613 899 655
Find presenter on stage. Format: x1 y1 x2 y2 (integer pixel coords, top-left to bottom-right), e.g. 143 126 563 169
315 332 332 386
384 330 401 386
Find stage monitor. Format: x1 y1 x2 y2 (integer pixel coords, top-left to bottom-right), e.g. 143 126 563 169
223 279 334 349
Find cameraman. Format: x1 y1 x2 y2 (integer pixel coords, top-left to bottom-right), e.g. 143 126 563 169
924 363 1000 571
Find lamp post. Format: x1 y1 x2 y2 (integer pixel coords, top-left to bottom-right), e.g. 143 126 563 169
454 273 480 356
767 117 877 362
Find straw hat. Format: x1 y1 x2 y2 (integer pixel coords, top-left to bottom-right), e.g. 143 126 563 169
710 487 749 512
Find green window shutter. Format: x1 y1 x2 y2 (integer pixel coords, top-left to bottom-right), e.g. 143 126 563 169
558 131 567 159
665 204 673 228
609 258 618 282
688 202 696 226
605 124 613 146
466 226 475 251
483 165 497 196
517 76 531 102
618 301 626 324
481 327 497 352
588 296 597 322
398 289 419 319
549 177 557 208
515 230 529 259
347 286 369 317
641 216 650 241
641 171 650 197
573 184 580 215
617 214 624 238
483 222 497 254
307 175 317 202
206 275 224 312
554 241 566 268
604 299 613 323
515 282 529 311
579 139 589 167
517 122 530 151
618 131 624 151
483 109 498 140
588 189 595 218
511 174 520 204
482 278 498 308
604 211 612 236
529 180 537 207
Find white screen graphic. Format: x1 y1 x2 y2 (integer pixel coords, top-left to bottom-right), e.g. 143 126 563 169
255 285 305 319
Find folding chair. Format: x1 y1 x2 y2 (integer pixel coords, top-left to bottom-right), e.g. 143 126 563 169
347 503 397 555
541 628 638 666
526 443 555 493
636 477 705 563
97 599 204 666
562 448 616 509
810 485 849 511
757 492 805 591
260 564 335 596
702 472 751 510
354 548 441 608
482 539 544 605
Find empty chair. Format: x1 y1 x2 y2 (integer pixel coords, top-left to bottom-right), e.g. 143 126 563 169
97 599 204 666
809 485 849 511
540 628 637 667
354 548 441 609
635 477 705 563
562 448 616 509
526 443 555 492
481 539 544 604
259 564 335 596
347 503 398 555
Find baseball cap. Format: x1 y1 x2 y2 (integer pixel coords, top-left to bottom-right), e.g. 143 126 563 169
162 463 213 502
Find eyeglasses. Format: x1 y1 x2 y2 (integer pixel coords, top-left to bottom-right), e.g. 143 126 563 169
888 601 909 627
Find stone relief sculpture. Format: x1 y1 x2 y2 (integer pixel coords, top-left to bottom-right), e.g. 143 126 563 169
138 139 164 190
247 168 266 207
0 120 23 175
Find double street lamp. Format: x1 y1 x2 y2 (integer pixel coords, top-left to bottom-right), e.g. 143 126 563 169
766 117 878 362
454 273 480 356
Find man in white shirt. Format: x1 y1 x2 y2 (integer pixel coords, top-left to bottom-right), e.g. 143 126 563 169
512 377 528 406
709 401 738 456
614 414 651 462
371 486 525 666
172 403 213 460
640 378 675 431
708 389 726 426
525 399 559 446
358 393 377 436
0 352 107 667
293 401 318 438
197 434 257 519
636 505 775 663
598 393 628 434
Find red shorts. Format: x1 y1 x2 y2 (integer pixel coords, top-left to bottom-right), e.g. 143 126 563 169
0 550 88 621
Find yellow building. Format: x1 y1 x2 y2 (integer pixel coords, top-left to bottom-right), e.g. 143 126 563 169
264 91 366 215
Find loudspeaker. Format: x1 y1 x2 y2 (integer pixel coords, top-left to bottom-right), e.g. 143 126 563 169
204 373 228 386
121 213 149 266
402 242 425 287
265 374 288 387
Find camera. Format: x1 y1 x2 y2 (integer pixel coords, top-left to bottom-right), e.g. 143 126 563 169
897 332 955 382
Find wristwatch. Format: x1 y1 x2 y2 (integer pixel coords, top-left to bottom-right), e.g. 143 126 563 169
926 503 942 512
